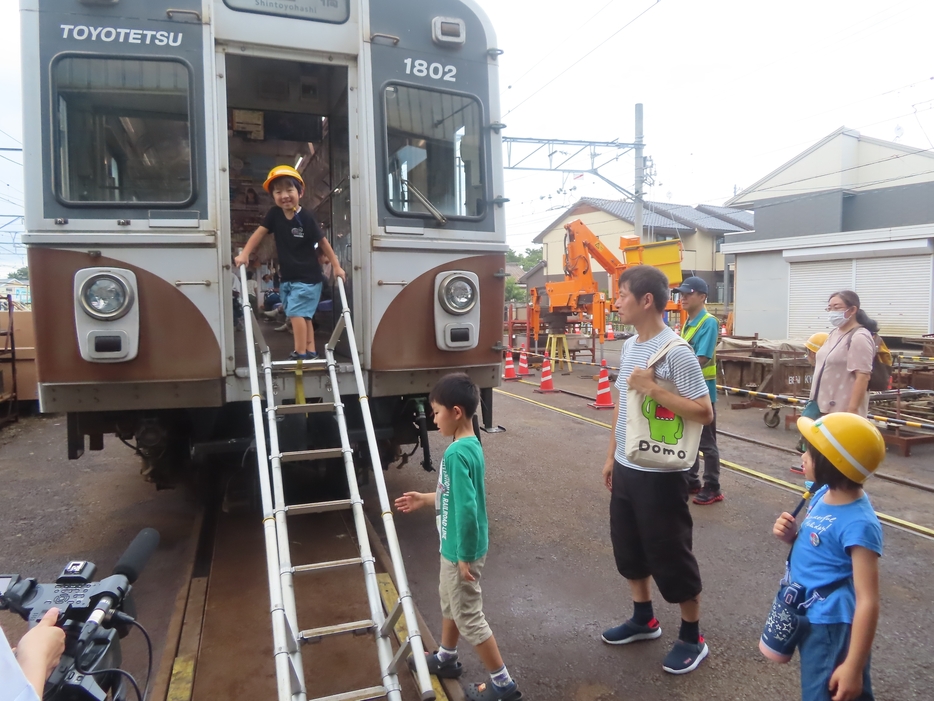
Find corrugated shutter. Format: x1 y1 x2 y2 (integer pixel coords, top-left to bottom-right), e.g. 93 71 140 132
788 260 853 339
855 256 932 335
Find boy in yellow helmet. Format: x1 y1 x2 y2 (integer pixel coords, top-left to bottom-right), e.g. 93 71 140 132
234 166 345 360
772 413 884 701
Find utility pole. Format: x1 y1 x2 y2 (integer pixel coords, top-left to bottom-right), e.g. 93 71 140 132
634 103 645 242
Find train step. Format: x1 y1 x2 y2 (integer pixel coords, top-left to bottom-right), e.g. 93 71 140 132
309 685 389 701
286 498 354 516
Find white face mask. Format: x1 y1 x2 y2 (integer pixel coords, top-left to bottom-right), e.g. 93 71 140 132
829 310 848 327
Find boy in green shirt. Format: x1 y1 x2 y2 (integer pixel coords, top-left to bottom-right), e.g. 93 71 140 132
395 373 522 701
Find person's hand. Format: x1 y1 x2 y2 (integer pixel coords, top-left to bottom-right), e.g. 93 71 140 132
602 459 614 492
233 252 250 268
628 366 657 394
829 661 864 701
333 266 347 282
773 512 798 544
15 608 65 694
458 561 476 582
394 492 428 513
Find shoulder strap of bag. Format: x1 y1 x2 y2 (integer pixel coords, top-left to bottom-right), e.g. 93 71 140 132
645 335 692 369
811 329 856 400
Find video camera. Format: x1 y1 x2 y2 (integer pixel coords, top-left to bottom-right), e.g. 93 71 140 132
0 528 160 700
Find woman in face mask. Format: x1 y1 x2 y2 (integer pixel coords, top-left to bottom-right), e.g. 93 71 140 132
808 290 878 418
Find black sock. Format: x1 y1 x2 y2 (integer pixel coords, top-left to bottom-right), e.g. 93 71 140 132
679 619 700 644
632 601 654 626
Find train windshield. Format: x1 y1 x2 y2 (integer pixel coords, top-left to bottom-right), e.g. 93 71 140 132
52 57 193 205
385 85 484 219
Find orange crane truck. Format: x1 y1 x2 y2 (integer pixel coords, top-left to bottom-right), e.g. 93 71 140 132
528 219 685 345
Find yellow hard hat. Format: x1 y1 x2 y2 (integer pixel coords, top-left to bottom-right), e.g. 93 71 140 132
805 332 829 353
263 165 305 193
797 413 885 484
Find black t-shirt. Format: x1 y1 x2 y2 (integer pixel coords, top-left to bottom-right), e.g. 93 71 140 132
261 206 325 284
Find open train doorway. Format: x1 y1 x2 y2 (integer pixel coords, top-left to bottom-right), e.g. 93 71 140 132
223 54 352 368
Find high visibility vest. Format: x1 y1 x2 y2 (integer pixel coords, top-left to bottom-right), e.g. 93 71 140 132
681 310 718 380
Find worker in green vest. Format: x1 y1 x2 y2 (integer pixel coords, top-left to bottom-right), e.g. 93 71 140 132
674 277 723 505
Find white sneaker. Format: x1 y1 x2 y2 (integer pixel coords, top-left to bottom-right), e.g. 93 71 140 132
274 323 289 332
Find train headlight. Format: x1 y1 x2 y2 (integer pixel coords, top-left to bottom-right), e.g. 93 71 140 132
438 273 477 315
79 274 134 321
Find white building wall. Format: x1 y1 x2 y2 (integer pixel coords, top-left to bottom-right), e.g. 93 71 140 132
733 251 789 338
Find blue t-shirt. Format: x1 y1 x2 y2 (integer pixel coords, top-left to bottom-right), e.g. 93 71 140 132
789 485 883 625
682 311 718 404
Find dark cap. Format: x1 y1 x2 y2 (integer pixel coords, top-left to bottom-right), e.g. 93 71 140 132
674 276 708 295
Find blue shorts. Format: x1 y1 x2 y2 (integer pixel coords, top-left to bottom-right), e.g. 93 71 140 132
280 281 322 320
799 622 873 701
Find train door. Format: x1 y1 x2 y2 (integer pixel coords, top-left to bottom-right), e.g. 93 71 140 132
216 51 354 379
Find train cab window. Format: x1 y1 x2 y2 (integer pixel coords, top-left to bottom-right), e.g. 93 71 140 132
52 56 194 206
385 85 484 219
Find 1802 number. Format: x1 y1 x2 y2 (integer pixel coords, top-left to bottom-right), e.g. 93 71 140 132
403 58 456 82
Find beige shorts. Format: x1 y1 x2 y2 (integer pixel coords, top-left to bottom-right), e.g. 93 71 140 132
438 555 492 646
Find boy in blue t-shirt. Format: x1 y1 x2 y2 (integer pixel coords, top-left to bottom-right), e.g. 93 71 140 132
772 413 884 701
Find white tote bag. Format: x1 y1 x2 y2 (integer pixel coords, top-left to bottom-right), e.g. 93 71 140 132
624 337 704 470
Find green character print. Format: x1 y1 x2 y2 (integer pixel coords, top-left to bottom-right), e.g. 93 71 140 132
641 397 683 445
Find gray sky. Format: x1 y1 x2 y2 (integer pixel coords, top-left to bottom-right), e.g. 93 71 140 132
3 0 934 273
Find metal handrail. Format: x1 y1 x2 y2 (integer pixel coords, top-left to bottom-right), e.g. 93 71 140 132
238 263 305 700
330 277 435 699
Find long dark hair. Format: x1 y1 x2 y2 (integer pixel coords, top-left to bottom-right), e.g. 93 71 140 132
828 289 879 334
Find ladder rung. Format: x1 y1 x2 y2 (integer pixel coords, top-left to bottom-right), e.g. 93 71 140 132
276 402 335 415
278 448 344 463
308 685 387 701
300 619 375 642
287 499 353 516
293 557 363 573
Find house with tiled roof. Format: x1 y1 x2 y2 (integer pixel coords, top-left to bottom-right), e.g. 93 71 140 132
531 198 753 302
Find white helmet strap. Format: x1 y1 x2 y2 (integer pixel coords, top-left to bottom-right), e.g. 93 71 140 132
815 421 870 479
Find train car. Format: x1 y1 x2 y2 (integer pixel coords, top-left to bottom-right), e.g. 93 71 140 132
20 0 507 484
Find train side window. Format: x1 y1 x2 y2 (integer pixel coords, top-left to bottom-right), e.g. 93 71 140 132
384 84 485 220
52 56 195 207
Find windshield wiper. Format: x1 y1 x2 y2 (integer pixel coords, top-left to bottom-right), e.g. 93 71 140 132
401 179 447 225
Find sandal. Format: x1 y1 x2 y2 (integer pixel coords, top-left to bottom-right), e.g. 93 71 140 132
465 681 522 701
408 651 463 679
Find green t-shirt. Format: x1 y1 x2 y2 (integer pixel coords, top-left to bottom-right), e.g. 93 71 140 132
435 435 488 563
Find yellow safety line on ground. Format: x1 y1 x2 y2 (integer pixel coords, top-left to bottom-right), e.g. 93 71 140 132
494 388 934 540
376 574 449 701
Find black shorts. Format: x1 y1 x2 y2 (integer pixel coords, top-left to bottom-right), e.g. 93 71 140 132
609 461 702 603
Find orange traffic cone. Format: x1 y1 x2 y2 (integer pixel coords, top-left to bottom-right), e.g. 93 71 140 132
534 353 559 393
502 351 519 381
589 359 615 409
518 344 534 376
606 324 615 341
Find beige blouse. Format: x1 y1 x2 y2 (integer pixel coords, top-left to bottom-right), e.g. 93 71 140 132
810 326 874 417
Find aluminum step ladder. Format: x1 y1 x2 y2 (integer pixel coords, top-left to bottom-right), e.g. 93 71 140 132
238 267 436 701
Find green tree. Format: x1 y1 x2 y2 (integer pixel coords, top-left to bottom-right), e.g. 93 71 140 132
9 266 28 281
505 277 526 303
506 246 543 270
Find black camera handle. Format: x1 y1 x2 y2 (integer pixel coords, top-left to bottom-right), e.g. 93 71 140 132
0 529 160 701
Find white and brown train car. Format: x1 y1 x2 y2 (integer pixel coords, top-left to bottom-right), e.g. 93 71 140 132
20 0 507 483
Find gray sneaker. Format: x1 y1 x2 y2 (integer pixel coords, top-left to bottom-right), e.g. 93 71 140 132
662 637 708 674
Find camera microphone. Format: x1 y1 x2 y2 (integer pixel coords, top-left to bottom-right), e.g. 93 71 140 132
77 529 160 649
113 528 160 584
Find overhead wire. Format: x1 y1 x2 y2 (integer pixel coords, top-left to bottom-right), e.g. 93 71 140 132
503 0 662 118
